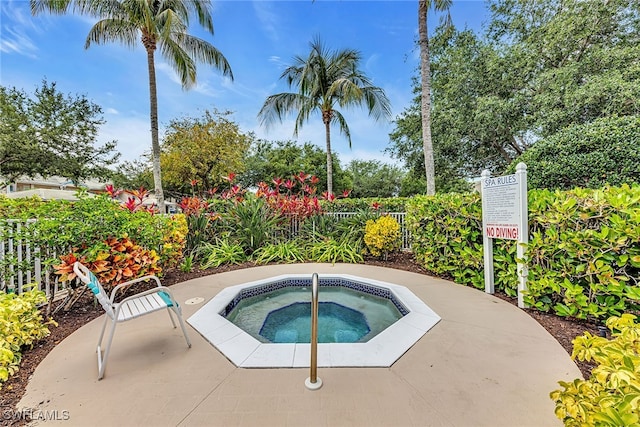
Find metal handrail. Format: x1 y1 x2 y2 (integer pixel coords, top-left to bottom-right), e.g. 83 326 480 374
305 273 322 390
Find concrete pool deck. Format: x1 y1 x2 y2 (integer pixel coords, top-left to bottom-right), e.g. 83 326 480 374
18 264 581 426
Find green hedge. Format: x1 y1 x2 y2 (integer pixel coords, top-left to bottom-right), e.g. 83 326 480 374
407 184 640 320
0 195 186 280
322 197 410 213
507 115 640 190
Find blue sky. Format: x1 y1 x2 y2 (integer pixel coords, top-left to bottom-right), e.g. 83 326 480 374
0 0 489 169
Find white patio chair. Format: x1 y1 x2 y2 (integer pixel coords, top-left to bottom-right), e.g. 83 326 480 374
73 261 192 380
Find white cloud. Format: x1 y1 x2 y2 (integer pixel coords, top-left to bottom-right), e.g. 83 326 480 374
252 1 280 42
155 62 184 87
98 115 156 162
105 108 119 115
0 3 39 57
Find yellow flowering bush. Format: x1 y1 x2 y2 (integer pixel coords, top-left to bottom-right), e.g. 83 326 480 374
160 214 188 268
364 215 401 258
550 314 640 426
1 288 56 388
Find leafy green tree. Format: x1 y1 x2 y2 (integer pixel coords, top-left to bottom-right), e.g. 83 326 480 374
161 110 251 194
429 27 527 174
0 80 119 184
488 0 640 137
346 160 404 198
32 0 233 212
418 0 451 195
258 37 391 196
392 0 640 184
507 116 640 190
111 159 154 192
387 81 471 194
239 140 350 193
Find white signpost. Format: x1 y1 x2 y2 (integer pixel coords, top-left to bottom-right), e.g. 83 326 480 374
481 163 528 308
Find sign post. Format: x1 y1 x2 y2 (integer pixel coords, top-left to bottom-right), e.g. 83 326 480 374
481 163 528 308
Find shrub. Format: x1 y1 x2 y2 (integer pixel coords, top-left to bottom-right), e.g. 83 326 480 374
0 194 185 276
508 115 640 190
199 239 248 268
550 314 640 426
308 239 363 264
364 215 401 259
407 185 640 320
407 192 487 289
160 213 188 268
254 241 306 264
323 197 409 213
0 289 55 388
222 196 282 255
54 236 161 288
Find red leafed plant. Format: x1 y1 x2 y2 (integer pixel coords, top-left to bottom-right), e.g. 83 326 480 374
54 236 161 290
256 172 351 220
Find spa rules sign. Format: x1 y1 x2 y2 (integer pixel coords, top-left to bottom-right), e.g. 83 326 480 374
481 163 529 308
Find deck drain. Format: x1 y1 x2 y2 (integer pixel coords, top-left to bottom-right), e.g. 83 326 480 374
185 297 204 305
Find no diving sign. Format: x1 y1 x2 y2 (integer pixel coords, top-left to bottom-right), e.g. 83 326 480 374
481 163 529 308
485 225 519 240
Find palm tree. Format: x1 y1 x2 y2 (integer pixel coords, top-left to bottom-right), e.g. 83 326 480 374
418 0 451 195
258 37 391 196
31 0 233 212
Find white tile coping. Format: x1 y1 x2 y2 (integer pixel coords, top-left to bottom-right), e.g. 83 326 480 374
187 274 441 367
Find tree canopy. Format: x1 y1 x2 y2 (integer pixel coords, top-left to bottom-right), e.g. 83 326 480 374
239 140 350 193
346 159 404 198
0 80 119 184
160 110 250 195
506 115 640 190
389 0 640 186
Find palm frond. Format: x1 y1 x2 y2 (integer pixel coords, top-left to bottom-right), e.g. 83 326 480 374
158 37 197 88
258 92 309 129
172 33 233 80
331 110 352 147
85 19 139 49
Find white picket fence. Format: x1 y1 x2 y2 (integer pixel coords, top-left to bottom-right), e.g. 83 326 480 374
0 219 64 298
1 212 409 296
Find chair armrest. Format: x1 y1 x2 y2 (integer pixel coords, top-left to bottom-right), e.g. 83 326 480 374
110 275 162 302
115 286 176 305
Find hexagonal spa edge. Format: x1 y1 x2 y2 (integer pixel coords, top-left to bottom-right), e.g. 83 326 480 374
187 274 441 368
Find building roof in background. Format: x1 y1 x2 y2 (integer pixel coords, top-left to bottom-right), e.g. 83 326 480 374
2 189 96 201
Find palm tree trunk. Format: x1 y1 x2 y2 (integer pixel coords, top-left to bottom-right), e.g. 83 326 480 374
146 46 165 213
419 0 436 196
324 117 333 196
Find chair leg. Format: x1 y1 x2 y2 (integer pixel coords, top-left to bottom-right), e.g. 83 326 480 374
97 320 118 380
165 307 178 328
175 308 192 348
97 315 110 351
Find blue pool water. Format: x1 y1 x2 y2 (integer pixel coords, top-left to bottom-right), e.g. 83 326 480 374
259 302 370 343
224 286 403 343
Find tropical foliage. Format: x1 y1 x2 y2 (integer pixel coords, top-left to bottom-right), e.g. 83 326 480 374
32 0 233 212
551 314 640 426
54 236 162 289
0 288 55 388
258 36 391 195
